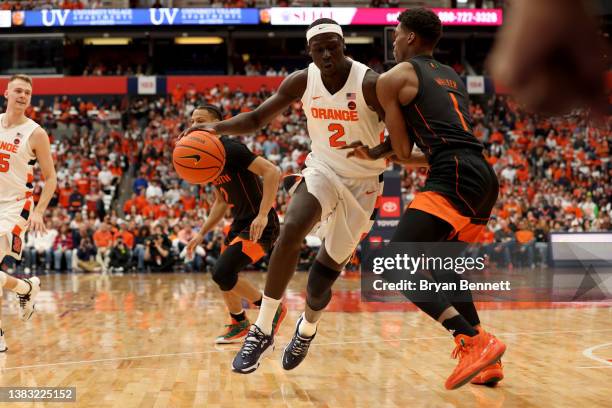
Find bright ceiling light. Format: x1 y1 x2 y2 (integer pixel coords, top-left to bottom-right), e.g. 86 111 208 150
83 38 131 45
345 36 374 45
174 37 224 45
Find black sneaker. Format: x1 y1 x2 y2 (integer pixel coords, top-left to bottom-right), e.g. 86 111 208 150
282 316 316 370
232 324 274 374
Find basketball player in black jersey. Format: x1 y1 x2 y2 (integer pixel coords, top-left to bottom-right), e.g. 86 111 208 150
185 105 287 344
346 9 506 390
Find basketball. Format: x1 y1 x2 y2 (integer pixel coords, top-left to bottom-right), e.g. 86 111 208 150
173 130 226 184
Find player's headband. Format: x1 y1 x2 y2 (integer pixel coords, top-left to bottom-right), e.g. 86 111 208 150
306 24 344 43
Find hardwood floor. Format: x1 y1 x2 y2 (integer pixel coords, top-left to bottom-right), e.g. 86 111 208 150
0 272 609 407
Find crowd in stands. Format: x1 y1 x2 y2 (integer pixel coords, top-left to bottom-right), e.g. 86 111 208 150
82 64 150 77
1 82 610 275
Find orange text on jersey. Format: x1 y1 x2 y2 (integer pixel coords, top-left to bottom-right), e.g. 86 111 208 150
213 174 231 185
0 141 19 154
311 108 359 122
435 78 458 89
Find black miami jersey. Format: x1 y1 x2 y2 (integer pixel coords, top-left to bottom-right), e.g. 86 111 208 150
212 136 279 245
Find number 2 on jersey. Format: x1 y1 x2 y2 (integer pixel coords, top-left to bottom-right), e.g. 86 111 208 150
328 123 346 148
0 153 9 172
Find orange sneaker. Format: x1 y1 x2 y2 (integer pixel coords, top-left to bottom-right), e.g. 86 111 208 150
272 303 288 336
215 318 250 344
444 331 506 390
471 360 504 386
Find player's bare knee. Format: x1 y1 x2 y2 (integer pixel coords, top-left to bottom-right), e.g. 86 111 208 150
305 260 340 311
0 271 7 287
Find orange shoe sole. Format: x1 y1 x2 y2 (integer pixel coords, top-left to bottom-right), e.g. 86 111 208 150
471 366 504 386
445 339 506 390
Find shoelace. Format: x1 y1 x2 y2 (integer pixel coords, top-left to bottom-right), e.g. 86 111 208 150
18 293 30 309
291 336 310 357
451 341 473 360
18 280 33 310
241 329 264 357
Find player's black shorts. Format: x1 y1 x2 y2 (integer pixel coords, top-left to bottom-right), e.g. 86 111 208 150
224 211 280 259
408 148 498 242
422 147 499 220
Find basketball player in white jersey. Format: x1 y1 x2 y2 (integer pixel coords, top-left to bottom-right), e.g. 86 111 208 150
0 74 56 351
184 18 425 373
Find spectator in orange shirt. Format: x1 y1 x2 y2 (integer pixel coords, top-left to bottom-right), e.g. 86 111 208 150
515 220 535 268
76 176 90 196
93 222 114 273
180 192 197 211
123 193 138 215
134 191 149 213
116 222 135 250
58 181 72 209
564 199 584 219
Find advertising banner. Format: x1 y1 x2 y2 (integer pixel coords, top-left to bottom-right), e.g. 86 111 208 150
267 7 502 26
12 8 259 27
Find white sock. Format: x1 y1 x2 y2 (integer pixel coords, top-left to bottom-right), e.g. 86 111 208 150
298 313 319 337
254 295 281 335
14 279 30 295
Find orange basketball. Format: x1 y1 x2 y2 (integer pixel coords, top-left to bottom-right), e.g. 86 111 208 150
173 130 226 184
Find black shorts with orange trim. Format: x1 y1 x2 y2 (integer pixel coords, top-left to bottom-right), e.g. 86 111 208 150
222 212 280 262
409 148 498 243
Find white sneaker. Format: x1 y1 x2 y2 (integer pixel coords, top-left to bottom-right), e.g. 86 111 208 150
0 330 7 352
18 277 40 321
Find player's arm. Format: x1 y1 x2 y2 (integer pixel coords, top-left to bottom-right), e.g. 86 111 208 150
186 190 228 258
27 127 57 233
197 190 229 237
377 63 418 161
247 156 281 242
390 148 429 168
205 70 307 136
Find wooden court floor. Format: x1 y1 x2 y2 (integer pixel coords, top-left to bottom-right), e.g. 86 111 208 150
0 272 609 408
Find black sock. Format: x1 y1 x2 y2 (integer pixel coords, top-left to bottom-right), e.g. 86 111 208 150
253 297 262 307
442 315 478 337
452 302 481 327
230 311 246 322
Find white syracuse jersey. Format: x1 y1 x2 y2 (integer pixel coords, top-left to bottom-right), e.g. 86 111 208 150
0 113 39 203
301 60 387 178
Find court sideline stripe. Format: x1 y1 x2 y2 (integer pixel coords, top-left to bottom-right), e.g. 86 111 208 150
3 328 612 371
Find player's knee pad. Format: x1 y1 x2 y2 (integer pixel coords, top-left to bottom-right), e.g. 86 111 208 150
306 260 341 311
211 261 239 292
211 245 251 291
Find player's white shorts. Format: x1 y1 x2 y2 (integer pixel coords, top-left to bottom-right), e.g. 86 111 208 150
300 154 383 264
0 198 33 261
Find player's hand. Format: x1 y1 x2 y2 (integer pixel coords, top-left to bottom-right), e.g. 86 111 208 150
487 0 607 115
186 234 204 259
249 214 268 242
340 141 376 161
177 125 217 141
26 210 47 235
